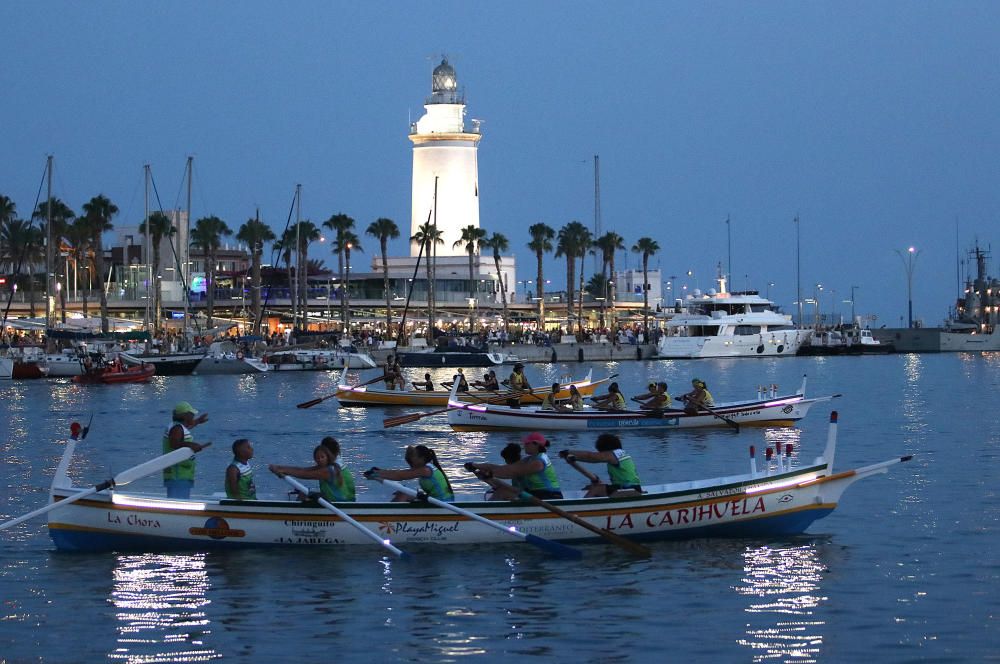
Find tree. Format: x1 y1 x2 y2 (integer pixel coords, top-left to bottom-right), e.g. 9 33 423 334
273 228 296 322
410 222 444 336
336 231 362 335
593 231 625 329
190 215 233 328
484 232 510 335
0 195 16 225
236 216 276 336
366 217 400 334
632 237 660 341
527 223 555 326
293 220 321 331
556 221 592 338
80 195 118 333
65 219 93 317
139 211 176 331
33 198 76 324
323 213 356 330
454 224 487 302
0 218 43 317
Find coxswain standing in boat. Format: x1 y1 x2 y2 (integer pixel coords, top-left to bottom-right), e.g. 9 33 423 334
502 363 532 406
558 433 642 498
163 401 212 499
225 438 257 500
364 445 455 503
680 378 714 414
269 437 356 502
591 382 627 411
466 432 563 499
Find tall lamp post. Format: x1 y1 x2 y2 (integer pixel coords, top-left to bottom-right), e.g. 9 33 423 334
896 247 920 328
849 285 858 323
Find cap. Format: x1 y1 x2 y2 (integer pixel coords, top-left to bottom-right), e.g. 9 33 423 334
173 401 199 416
521 432 548 448
692 378 705 387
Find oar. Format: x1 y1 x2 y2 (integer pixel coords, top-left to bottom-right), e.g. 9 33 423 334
681 396 740 432
0 447 195 532
297 374 385 409
366 476 581 559
560 453 602 485
276 474 409 559
465 468 652 558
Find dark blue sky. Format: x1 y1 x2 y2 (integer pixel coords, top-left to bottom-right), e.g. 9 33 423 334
3 2 998 326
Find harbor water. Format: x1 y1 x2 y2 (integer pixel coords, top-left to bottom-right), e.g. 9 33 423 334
1 354 998 661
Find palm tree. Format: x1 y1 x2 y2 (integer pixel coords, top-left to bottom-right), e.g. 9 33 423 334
293 220 321 331
454 224 487 302
322 213 356 330
366 217 400 334
527 223 555 325
0 195 16 225
336 231 362 334
410 222 445 337
484 232 510 335
632 237 660 340
594 231 625 329
0 218 43 317
237 216 276 336
80 195 118 333
190 215 233 328
138 211 176 331
556 221 592 338
33 198 75 323
273 228 296 318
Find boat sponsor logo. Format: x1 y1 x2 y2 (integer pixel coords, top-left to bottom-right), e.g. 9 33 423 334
271 520 337 544
777 493 794 503
587 417 679 429
189 517 245 539
603 496 767 531
782 405 794 414
107 512 163 529
377 520 461 541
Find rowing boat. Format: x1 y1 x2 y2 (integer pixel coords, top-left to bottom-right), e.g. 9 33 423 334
334 369 607 407
42 412 908 552
446 376 837 431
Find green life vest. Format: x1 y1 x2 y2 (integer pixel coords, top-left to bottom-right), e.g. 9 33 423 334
607 449 641 488
162 423 196 481
320 464 356 502
226 459 256 499
521 453 561 492
418 465 454 502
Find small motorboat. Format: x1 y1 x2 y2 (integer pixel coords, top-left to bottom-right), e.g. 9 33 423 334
73 362 155 385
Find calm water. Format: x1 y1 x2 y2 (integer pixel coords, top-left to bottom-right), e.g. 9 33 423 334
1 354 998 662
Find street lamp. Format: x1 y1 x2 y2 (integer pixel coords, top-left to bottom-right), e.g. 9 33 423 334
766 281 775 301
814 283 823 328
895 247 920 328
849 285 858 323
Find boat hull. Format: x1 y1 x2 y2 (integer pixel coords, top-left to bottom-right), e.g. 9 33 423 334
396 350 506 367
265 350 377 371
193 355 269 375
47 462 857 552
73 364 155 384
658 331 809 359
120 352 204 375
446 394 829 431
872 327 1000 352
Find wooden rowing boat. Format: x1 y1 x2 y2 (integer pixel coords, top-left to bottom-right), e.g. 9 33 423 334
445 376 837 431
334 369 607 407
43 413 909 552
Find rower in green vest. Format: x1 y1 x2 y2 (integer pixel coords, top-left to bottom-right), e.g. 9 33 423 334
558 433 642 497
364 445 455 502
269 437 356 502
163 401 212 499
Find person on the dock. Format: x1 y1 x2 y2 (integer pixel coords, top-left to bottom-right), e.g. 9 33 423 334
412 372 434 391
540 382 572 412
639 381 672 411
225 438 257 500
558 433 642 497
484 443 526 501
364 445 455 503
591 382 627 411
442 368 470 392
568 384 585 410
269 438 356 502
680 378 714 414
162 401 212 499
466 432 563 499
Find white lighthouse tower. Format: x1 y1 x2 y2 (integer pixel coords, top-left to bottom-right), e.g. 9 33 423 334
409 58 482 257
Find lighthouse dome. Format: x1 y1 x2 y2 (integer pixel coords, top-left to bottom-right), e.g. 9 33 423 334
432 58 458 94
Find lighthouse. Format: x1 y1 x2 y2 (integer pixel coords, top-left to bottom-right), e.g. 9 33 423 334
409 58 482 257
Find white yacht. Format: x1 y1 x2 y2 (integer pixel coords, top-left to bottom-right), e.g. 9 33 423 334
657 278 810 359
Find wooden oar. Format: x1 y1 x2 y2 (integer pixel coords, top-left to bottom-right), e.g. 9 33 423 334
277 474 409 559
297 374 385 409
560 453 602 485
0 448 195 532
465 468 652 558
367 477 582 559
681 396 740 432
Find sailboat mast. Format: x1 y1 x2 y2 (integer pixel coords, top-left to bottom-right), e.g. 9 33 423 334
593 154 601 275
430 176 438 335
795 215 802 327
143 164 151 332
184 156 192 334
45 155 53 331
294 184 301 333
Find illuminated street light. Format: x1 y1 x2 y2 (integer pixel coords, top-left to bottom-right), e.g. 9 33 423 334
895 247 920 328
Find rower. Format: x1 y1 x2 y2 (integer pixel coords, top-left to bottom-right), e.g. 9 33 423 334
591 382 627 411
680 378 714 414
558 433 642 497
363 445 455 503
442 368 470 392
466 432 562 499
411 372 434 391
540 382 572 412
638 381 672 411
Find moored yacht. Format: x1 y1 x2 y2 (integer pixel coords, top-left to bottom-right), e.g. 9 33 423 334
657 277 810 359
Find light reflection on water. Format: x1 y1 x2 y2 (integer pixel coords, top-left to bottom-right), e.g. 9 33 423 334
736 543 828 662
110 553 219 662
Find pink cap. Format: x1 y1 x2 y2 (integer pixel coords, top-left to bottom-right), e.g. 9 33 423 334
521 432 548 448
